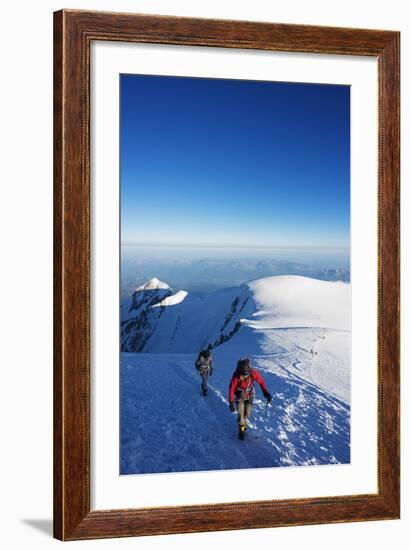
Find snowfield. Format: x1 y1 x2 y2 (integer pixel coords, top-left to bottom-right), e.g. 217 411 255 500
120 275 351 475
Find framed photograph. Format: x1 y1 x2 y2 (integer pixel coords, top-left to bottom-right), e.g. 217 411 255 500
54 9 400 540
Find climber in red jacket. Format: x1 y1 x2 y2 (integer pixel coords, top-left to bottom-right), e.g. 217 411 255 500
229 358 272 440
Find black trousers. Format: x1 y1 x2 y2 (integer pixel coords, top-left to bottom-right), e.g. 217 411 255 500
200 370 209 393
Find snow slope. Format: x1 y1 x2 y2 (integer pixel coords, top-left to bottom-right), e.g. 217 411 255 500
121 276 350 401
121 350 349 474
121 275 349 349
121 275 351 474
246 275 349 331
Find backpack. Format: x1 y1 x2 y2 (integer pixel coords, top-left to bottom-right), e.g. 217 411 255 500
195 355 210 373
235 372 256 402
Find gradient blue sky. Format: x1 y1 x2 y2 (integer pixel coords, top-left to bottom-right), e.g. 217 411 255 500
120 74 350 249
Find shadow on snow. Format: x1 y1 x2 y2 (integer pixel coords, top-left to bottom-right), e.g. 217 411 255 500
120 353 350 475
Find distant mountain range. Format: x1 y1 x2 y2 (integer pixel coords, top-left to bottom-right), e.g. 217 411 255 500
121 256 350 296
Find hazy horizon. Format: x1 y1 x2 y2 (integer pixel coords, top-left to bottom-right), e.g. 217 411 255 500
121 244 350 296
120 75 350 296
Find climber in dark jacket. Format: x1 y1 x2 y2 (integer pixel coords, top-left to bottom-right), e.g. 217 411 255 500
195 350 213 396
229 357 272 439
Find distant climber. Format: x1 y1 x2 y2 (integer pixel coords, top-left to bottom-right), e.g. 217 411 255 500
229 358 272 440
195 350 213 396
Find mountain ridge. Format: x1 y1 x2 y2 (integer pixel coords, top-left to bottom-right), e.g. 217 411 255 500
121 274 350 356
121 274 351 474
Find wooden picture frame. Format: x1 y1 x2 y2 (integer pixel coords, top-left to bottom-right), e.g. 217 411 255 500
53 9 400 541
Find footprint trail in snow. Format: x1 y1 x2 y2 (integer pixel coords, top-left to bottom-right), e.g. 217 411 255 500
121 346 349 475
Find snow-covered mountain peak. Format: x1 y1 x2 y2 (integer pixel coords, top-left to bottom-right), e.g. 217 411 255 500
245 275 350 331
121 277 173 332
122 274 351 387
121 274 352 473
153 290 188 308
136 277 170 292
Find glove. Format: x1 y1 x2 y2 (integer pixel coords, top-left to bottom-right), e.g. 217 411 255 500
263 391 272 404
229 401 236 413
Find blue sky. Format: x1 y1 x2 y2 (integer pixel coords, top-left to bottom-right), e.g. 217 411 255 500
120 74 350 250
